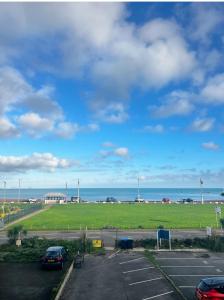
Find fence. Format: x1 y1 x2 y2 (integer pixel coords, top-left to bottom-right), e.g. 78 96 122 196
2 204 43 225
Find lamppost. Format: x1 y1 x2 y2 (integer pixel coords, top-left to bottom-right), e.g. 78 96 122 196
200 178 204 204
65 182 68 203
77 179 80 203
3 181 6 215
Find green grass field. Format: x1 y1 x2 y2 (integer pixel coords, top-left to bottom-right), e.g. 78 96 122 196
18 203 221 230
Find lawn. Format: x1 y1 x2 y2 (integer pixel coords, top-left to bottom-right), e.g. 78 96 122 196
18 203 220 230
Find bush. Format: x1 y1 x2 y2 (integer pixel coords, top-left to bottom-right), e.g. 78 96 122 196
0 237 94 262
133 236 224 252
7 225 27 244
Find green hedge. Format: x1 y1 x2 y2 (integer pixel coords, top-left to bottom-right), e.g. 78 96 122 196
134 236 224 251
0 237 94 263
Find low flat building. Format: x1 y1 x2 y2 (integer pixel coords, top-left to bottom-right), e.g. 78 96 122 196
44 193 66 204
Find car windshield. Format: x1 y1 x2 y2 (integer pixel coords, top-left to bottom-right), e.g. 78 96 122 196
46 250 60 257
198 281 211 292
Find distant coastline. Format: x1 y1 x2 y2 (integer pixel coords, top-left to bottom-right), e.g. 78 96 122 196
0 187 223 202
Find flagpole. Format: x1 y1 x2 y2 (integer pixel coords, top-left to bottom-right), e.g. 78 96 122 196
77 179 80 203
65 182 68 203
200 178 204 205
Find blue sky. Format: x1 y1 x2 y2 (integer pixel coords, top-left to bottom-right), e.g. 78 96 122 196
0 2 224 188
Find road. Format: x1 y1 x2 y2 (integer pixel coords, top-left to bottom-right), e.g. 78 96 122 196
60 252 182 300
0 228 221 246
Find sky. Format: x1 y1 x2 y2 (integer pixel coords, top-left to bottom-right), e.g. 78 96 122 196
0 2 224 188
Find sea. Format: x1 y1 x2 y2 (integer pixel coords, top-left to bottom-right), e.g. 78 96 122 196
1 188 224 202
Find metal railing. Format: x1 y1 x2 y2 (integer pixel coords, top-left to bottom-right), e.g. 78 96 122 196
2 204 43 225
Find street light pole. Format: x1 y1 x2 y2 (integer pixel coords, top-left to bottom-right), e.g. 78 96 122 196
65 182 68 203
77 179 80 203
3 181 6 215
18 179 21 202
200 178 204 204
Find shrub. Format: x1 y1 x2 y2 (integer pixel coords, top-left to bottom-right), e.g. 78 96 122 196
7 225 27 244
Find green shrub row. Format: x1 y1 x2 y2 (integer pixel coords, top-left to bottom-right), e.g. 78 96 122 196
134 236 224 251
0 237 94 263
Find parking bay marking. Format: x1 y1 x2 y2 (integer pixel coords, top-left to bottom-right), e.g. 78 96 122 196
108 250 120 259
216 269 222 273
156 258 200 260
169 274 223 277
123 266 155 274
160 265 215 268
129 277 163 286
119 257 144 265
142 291 174 300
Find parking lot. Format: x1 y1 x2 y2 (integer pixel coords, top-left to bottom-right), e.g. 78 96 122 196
153 251 224 300
0 262 70 300
61 251 182 300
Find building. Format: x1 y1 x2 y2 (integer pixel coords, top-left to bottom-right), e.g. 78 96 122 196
44 193 66 204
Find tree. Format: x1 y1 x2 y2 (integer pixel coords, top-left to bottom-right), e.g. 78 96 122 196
7 225 27 244
220 218 224 230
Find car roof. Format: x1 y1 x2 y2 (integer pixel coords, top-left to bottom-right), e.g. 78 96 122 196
47 246 64 251
202 277 224 287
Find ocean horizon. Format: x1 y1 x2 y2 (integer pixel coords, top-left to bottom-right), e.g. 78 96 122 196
1 187 224 202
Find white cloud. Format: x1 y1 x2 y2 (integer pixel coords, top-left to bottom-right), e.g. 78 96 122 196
189 4 224 43
94 103 129 124
0 66 31 115
55 122 80 139
201 74 224 104
190 117 214 132
202 141 220 151
55 122 99 139
114 147 129 157
0 4 196 112
143 124 164 133
85 123 100 132
0 152 73 172
102 141 115 148
17 112 54 137
99 146 129 159
0 118 19 138
149 91 194 118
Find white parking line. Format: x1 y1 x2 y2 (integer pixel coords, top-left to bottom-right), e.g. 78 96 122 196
170 275 223 277
216 269 222 273
156 258 199 260
119 257 144 265
129 277 163 286
160 265 215 268
142 291 174 300
123 267 155 274
108 250 120 259
203 260 208 264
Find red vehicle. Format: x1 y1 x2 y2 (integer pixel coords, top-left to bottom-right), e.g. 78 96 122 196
196 277 224 299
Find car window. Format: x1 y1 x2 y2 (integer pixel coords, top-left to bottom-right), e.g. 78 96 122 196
198 281 211 292
46 251 59 257
215 286 224 294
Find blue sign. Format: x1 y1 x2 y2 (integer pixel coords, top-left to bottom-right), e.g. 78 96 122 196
158 229 170 240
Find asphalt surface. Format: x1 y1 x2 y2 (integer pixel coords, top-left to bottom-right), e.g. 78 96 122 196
61 251 182 300
0 262 69 300
0 229 219 246
154 251 224 300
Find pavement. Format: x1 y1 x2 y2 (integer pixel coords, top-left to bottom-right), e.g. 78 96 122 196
60 251 182 300
0 262 69 300
0 228 220 246
153 251 224 300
